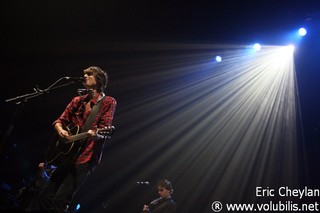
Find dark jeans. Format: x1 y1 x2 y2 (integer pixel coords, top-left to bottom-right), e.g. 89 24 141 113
37 162 92 212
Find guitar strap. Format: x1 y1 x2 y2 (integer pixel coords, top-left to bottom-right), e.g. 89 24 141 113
81 94 105 133
72 95 106 158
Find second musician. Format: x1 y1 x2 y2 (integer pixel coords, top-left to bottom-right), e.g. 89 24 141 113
142 179 176 213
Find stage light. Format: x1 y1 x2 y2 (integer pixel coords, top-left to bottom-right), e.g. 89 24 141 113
298 27 307 36
253 43 261 51
215 56 222 62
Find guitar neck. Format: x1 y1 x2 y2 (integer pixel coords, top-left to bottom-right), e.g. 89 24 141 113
67 132 88 143
64 127 113 143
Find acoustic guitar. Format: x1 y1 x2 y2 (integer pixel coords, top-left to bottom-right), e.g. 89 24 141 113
45 124 114 166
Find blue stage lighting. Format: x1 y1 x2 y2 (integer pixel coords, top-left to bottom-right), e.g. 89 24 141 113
253 43 261 51
298 27 307 36
75 203 81 212
215 56 222 62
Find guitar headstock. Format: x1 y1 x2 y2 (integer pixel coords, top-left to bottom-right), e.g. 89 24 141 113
97 126 115 136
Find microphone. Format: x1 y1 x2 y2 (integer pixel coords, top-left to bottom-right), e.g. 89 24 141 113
137 181 150 185
65 77 85 82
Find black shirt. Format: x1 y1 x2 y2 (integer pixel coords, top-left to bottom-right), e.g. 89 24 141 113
149 197 176 213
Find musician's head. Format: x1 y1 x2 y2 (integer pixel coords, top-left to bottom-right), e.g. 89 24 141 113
83 66 108 92
157 179 173 198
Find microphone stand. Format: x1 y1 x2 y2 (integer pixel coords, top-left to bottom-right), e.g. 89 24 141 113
0 77 80 158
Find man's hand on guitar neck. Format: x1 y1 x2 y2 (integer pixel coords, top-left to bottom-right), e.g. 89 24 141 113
87 129 97 137
87 127 109 138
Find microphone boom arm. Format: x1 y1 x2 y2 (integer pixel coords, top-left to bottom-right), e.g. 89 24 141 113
5 77 79 104
1 76 83 158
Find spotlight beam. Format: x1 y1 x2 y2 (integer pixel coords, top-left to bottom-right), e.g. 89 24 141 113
81 43 306 212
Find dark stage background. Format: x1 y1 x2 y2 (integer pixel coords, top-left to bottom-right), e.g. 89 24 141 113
1 1 320 212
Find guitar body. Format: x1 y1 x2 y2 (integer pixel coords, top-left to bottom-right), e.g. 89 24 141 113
45 124 82 166
45 124 114 166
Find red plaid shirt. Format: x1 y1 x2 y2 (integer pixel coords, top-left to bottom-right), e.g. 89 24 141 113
53 93 116 165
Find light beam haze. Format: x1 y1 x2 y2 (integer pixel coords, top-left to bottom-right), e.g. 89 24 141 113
79 43 307 212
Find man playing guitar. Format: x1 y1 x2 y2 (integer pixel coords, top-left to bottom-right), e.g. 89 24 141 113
36 66 117 212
